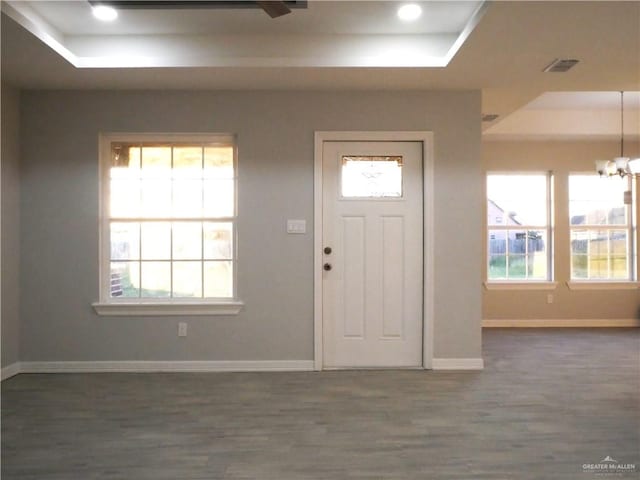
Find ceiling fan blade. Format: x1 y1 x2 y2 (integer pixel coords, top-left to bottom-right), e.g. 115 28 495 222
256 1 291 18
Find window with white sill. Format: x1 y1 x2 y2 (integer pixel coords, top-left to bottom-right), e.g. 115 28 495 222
97 134 239 311
569 174 635 281
486 173 553 282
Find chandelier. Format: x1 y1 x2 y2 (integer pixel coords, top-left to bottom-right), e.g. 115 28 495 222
595 91 640 178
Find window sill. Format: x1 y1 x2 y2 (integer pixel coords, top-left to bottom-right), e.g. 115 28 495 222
566 282 639 291
92 301 244 317
484 281 558 291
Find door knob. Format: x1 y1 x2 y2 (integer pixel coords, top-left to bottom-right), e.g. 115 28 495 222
323 263 332 271
324 247 332 254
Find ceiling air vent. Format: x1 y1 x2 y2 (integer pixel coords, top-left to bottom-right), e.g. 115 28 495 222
482 114 499 122
543 58 579 73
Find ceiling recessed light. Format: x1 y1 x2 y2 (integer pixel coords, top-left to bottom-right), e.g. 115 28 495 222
92 5 118 22
398 4 422 22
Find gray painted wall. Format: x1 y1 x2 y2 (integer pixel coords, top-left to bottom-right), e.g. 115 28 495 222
1 83 21 368
19 90 481 362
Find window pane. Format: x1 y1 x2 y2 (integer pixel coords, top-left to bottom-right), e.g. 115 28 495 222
610 230 628 278
204 261 233 298
527 257 547 279
173 147 203 178
488 255 506 279
204 179 235 217
572 255 588 279
110 222 140 260
487 175 547 226
173 222 202 260
588 230 607 258
204 222 233 260
110 179 140 218
141 146 171 178
589 256 609 279
488 230 506 251
204 146 234 179
569 175 628 225
172 179 203 218
611 257 628 279
111 144 141 176
509 230 527 257
507 255 527 279
341 156 402 198
128 146 141 170
110 262 139 298
141 179 172 217
587 230 609 279
488 230 506 279
140 262 171 297
173 261 202 298
571 230 588 254
610 230 628 255
526 230 547 279
141 222 171 260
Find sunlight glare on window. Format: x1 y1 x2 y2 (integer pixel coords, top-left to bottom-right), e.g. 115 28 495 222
205 147 234 178
107 140 236 300
487 175 547 226
569 175 631 281
341 156 403 198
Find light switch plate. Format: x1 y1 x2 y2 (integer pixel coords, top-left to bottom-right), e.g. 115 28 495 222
287 219 306 234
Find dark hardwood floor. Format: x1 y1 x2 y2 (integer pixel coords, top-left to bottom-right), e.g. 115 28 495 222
2 329 639 479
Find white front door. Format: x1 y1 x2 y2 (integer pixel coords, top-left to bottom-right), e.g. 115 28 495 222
322 141 423 368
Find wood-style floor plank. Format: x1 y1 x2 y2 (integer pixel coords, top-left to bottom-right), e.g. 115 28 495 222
2 329 639 479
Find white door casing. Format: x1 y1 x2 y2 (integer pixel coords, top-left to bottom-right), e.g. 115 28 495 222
314 132 434 370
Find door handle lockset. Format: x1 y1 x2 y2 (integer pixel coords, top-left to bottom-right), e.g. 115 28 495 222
324 247 332 254
323 263 332 271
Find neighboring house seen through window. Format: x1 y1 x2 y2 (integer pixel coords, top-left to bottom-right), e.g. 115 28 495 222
486 173 552 281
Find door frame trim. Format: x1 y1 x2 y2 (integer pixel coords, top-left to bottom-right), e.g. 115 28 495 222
314 131 434 371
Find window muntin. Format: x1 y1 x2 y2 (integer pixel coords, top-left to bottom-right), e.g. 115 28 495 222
102 136 236 302
569 174 633 281
486 174 552 281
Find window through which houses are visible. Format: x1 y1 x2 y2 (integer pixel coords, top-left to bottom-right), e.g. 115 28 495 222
569 174 634 281
486 173 552 281
101 135 237 303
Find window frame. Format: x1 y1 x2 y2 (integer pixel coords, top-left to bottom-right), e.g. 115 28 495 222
485 171 554 285
567 172 637 284
93 133 243 316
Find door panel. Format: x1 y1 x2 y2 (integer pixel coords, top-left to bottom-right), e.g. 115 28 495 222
342 216 366 338
322 141 423 368
382 215 404 338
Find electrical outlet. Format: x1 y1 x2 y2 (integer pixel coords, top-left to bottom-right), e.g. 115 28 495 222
178 322 187 337
547 294 554 304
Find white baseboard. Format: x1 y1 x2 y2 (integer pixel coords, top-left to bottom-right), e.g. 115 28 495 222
1 362 21 381
483 318 640 328
16 360 315 374
431 358 484 370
